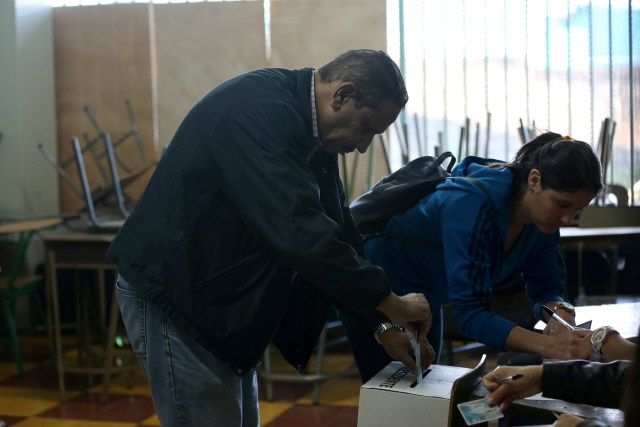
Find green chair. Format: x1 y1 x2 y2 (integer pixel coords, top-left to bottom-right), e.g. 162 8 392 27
0 218 61 375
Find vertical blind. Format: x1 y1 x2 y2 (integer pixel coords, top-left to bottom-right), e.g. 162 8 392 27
387 0 639 205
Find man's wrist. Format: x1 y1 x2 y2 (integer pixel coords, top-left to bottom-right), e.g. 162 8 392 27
374 321 406 342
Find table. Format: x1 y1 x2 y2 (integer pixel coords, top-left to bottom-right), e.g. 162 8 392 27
0 217 63 235
534 300 640 338
41 228 135 402
559 226 640 297
524 301 639 425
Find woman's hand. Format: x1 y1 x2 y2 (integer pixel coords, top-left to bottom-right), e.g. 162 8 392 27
541 327 592 360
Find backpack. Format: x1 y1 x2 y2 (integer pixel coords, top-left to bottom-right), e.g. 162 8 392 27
349 151 457 236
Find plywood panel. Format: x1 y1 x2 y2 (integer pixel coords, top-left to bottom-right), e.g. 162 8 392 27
54 4 155 213
270 0 386 69
154 2 267 146
270 0 389 200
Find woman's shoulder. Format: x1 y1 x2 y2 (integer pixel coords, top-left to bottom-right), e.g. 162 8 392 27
440 161 514 207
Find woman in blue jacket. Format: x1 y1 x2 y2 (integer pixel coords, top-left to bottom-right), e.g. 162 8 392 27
343 132 604 382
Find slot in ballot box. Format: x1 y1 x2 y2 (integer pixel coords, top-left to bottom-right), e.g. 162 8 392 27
358 355 487 427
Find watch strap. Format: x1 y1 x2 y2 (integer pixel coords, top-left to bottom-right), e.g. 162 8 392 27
553 302 576 317
374 321 406 340
591 326 619 357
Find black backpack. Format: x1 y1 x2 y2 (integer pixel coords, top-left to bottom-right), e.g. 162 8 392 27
349 151 457 236
349 151 494 247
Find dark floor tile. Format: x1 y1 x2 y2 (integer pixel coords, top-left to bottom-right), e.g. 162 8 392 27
0 363 103 392
264 404 358 427
0 415 26 427
38 392 156 422
259 380 317 402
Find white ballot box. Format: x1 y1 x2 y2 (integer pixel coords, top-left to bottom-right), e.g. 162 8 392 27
357 355 486 427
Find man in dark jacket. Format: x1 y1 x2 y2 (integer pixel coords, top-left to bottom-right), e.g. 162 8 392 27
107 49 431 426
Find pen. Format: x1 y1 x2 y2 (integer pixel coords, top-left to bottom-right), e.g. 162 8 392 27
541 305 576 331
497 374 523 384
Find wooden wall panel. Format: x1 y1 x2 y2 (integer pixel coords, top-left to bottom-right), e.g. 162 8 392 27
53 4 154 213
270 0 386 69
53 0 391 212
270 0 390 200
153 2 267 147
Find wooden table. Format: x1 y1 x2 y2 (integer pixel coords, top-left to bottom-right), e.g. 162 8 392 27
40 228 134 402
0 217 63 235
559 226 640 297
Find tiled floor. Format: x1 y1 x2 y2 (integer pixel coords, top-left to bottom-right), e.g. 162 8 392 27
0 332 496 427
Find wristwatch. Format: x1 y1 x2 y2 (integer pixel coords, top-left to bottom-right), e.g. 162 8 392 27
553 301 576 317
591 326 619 358
374 322 406 340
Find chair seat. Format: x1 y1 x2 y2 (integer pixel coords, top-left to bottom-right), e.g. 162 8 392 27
0 275 44 295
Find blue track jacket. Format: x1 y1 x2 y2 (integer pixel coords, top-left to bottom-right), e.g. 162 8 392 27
364 156 567 350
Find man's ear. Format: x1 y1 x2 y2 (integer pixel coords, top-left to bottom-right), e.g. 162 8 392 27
331 83 357 110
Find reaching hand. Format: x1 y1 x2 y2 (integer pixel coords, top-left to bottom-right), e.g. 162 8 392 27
376 292 431 342
542 309 576 336
377 328 435 374
482 365 543 412
541 327 592 360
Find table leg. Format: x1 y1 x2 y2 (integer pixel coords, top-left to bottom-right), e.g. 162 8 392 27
46 245 66 402
100 276 119 403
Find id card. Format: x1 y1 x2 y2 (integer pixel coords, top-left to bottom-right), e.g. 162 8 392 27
457 398 504 425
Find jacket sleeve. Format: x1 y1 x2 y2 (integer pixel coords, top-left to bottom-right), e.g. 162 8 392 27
434 184 516 350
521 231 568 320
202 101 391 314
541 360 631 408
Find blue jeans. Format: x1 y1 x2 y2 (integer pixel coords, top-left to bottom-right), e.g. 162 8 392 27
116 275 259 427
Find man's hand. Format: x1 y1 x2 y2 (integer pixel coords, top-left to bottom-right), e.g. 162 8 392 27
376 328 435 374
482 365 543 411
376 292 431 342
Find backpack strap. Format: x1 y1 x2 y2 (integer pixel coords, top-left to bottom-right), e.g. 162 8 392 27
362 176 496 248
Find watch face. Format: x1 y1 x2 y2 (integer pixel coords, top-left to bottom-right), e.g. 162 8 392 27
592 327 607 346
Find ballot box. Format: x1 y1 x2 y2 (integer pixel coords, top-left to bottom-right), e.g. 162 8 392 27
357 355 486 427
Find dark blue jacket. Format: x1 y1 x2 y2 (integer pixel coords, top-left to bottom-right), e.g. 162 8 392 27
106 67 391 375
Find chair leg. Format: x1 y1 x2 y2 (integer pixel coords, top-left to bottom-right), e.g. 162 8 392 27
2 298 25 376
312 325 328 405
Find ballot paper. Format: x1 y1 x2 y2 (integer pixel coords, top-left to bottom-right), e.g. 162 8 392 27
405 330 422 384
457 398 504 425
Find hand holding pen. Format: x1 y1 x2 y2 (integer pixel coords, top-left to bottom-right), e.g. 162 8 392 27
541 305 576 331
482 366 544 411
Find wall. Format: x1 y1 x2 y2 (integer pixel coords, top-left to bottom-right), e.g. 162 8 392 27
51 0 388 212
0 0 58 218
53 4 155 213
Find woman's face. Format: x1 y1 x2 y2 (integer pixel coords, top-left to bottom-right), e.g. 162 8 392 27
528 187 596 233
524 169 597 233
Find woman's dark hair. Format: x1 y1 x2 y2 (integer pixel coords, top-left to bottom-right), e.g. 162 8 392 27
506 131 604 195
317 49 409 110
